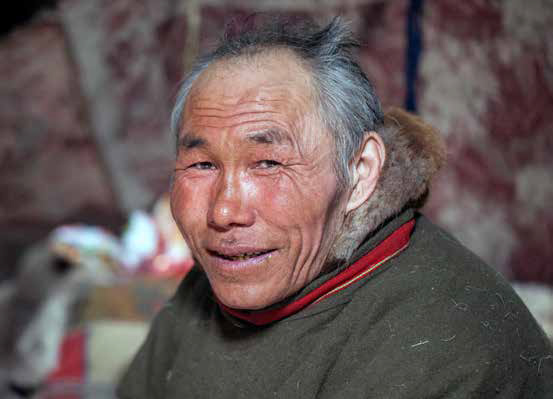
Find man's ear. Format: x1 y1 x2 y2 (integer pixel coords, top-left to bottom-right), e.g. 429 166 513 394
346 132 386 213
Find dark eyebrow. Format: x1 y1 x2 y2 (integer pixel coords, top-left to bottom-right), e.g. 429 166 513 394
246 129 293 146
177 129 293 151
178 134 206 150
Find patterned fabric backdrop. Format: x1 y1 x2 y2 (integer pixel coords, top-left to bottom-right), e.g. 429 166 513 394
1 0 551 284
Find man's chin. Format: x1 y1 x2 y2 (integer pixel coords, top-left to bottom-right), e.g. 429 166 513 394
211 282 283 311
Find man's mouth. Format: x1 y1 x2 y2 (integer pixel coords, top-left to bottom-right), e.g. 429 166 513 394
208 249 275 262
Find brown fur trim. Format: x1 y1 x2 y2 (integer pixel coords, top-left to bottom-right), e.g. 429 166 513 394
330 107 446 262
373 107 446 212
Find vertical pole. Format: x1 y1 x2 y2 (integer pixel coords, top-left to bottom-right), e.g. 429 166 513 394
405 0 424 112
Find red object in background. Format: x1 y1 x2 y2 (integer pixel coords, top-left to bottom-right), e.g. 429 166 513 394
46 329 86 399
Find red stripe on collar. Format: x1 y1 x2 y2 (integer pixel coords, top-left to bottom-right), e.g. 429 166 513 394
218 218 415 326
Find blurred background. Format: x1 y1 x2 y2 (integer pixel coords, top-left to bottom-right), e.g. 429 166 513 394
1 0 552 283
0 0 552 396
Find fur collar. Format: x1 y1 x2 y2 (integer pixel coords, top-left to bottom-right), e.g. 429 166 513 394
331 107 447 262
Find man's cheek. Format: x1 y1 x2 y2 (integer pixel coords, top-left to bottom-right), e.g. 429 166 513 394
172 214 203 263
266 187 323 226
172 177 208 208
254 177 305 214
171 181 210 241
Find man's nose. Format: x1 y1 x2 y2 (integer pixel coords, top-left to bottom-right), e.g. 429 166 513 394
207 172 255 231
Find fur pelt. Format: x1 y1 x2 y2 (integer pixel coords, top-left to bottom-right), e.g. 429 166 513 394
0 236 116 396
331 107 447 263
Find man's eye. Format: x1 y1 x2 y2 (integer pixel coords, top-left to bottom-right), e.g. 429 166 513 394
256 160 281 169
189 162 215 170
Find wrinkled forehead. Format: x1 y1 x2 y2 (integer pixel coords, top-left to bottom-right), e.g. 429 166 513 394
183 50 319 127
195 49 314 92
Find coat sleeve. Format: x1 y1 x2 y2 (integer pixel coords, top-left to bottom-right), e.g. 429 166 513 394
316 266 553 399
116 304 179 399
317 334 553 399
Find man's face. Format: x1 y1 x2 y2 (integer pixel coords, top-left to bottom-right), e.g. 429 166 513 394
171 53 344 310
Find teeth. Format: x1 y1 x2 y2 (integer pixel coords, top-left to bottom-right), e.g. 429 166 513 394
220 251 268 261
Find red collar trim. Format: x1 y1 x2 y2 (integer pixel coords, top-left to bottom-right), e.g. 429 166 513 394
218 218 415 326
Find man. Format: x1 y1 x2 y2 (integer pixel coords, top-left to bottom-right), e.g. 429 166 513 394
118 16 552 398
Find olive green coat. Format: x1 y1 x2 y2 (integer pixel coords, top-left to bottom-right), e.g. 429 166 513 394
118 211 553 398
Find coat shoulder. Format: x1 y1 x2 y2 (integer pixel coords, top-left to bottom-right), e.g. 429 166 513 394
340 213 553 398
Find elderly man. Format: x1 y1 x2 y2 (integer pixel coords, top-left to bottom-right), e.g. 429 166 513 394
118 16 552 398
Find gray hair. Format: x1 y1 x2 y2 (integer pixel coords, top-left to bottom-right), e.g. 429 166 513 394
171 15 384 188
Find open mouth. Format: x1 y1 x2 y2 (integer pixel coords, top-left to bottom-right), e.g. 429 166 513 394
208 249 275 262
